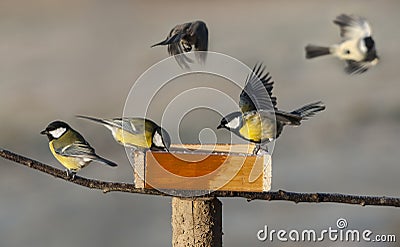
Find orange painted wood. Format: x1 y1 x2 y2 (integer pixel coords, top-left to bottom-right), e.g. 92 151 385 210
140 144 270 192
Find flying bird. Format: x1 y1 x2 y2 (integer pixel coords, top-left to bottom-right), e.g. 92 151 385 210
305 14 379 74
151 20 208 69
217 64 326 154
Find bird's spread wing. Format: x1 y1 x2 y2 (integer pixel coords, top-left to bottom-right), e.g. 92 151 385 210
191 21 208 51
345 60 374 74
239 63 277 113
334 14 372 39
192 21 209 64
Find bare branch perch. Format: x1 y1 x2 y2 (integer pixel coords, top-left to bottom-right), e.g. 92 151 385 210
1 148 399 208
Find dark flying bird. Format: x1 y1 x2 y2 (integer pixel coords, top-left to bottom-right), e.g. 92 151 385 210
41 121 118 178
217 64 326 154
76 115 171 151
151 20 208 69
305 14 379 74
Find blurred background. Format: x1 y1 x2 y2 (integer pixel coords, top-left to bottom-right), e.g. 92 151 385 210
1 0 400 246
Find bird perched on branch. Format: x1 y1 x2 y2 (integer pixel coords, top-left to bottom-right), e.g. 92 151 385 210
76 116 171 151
41 121 118 178
305 14 379 74
151 20 208 69
217 64 326 154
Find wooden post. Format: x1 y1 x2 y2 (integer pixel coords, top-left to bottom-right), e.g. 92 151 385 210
132 144 271 246
171 197 222 247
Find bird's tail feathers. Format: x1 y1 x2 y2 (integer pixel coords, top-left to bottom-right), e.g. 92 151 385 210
305 45 331 59
275 112 302 126
151 33 181 47
95 156 118 167
76 115 111 126
291 101 326 120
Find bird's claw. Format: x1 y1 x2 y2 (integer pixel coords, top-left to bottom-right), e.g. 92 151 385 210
65 169 76 180
252 144 269 156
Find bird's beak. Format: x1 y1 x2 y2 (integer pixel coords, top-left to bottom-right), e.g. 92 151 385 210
40 129 48 135
373 56 379 64
216 124 223 129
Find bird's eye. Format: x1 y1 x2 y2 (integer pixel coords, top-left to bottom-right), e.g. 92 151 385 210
345 50 351 54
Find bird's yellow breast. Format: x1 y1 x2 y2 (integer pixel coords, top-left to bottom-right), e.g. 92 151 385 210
114 129 153 149
239 113 276 143
49 141 84 171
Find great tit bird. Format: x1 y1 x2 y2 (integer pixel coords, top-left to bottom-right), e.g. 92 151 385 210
41 121 118 177
305 14 379 74
217 64 326 154
151 20 208 69
76 116 171 151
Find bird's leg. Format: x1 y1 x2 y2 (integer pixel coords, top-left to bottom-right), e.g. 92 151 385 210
252 145 260 155
253 143 269 155
65 169 76 180
257 143 269 155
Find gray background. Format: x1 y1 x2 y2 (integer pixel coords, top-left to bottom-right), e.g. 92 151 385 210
0 0 399 246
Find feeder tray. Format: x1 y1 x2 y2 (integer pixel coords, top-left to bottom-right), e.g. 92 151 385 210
133 144 271 192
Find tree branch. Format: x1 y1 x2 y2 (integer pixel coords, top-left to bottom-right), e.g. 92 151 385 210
1 148 399 208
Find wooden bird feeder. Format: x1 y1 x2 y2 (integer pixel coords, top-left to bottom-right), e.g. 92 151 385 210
133 144 271 193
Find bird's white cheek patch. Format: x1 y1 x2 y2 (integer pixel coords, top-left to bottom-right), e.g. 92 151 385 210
49 127 67 138
226 117 240 129
359 41 367 53
129 122 137 132
153 131 164 147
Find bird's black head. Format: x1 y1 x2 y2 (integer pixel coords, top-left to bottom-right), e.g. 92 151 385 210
217 112 243 131
40 121 70 141
364 37 375 50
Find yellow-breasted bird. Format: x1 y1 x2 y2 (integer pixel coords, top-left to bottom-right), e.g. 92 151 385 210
41 121 118 177
76 116 171 151
217 64 326 154
151 20 208 69
305 14 379 74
